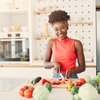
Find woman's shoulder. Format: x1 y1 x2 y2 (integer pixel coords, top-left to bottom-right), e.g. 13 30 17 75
74 39 82 45
48 38 57 43
74 39 83 49
47 38 55 47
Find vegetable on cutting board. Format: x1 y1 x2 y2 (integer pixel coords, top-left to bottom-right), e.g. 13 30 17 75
41 79 51 85
66 83 74 91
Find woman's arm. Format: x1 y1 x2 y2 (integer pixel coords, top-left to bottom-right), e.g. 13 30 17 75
43 39 54 69
43 39 61 73
66 40 86 77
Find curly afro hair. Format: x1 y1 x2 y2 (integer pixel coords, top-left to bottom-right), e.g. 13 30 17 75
48 10 70 24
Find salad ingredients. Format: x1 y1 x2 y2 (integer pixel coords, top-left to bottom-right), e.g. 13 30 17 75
19 88 25 97
19 85 34 98
71 86 80 95
66 82 74 91
94 72 100 83
24 89 33 98
74 94 81 100
43 82 52 92
78 83 98 100
84 75 92 82
88 79 98 88
41 79 51 85
33 86 49 100
31 77 42 85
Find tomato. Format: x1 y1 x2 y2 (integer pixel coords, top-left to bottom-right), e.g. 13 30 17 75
75 81 84 86
19 88 25 97
24 89 33 98
52 80 60 85
23 85 29 89
19 85 34 98
78 78 86 84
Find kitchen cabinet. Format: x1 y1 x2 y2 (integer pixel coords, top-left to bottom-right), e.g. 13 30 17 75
0 0 29 62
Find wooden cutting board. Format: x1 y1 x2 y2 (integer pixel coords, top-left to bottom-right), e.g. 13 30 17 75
25 78 77 88
52 84 66 88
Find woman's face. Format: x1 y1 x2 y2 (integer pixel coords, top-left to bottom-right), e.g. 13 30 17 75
52 21 68 40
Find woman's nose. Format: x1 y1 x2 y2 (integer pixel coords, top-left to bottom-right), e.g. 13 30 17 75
58 29 62 34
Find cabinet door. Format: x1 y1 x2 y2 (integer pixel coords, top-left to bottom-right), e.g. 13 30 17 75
0 0 29 62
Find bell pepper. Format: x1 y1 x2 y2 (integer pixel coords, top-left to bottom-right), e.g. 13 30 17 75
41 79 51 85
66 83 74 91
74 81 84 86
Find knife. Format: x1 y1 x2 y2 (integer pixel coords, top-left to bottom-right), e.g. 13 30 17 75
59 73 64 79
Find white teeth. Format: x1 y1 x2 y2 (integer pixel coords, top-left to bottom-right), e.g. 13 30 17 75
59 34 63 37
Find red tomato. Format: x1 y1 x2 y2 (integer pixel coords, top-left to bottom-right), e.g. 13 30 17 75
52 80 60 85
78 78 86 84
24 89 33 98
23 85 29 89
19 88 25 97
75 81 84 86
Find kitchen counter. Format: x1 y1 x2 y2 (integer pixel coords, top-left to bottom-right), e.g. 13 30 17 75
0 78 100 100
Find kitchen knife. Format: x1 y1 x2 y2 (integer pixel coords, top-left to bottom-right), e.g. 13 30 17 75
59 73 64 79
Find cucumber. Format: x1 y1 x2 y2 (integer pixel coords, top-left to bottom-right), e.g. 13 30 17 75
31 77 42 85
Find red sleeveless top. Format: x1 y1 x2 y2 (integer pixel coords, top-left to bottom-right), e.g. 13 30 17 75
52 38 76 74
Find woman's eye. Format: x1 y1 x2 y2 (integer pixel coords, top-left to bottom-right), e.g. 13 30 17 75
61 27 65 30
54 28 58 31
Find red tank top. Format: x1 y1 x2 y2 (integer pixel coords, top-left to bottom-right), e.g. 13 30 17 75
52 37 76 74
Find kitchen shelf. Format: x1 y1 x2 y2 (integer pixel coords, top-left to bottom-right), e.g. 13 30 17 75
33 10 54 14
0 9 27 14
68 22 93 25
35 22 93 40
35 36 51 40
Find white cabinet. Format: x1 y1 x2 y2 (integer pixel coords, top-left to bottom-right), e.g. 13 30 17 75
0 0 29 62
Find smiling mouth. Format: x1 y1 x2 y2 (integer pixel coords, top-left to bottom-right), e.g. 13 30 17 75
58 34 64 37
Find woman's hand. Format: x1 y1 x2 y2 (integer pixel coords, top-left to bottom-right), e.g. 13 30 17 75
53 62 61 73
66 68 74 78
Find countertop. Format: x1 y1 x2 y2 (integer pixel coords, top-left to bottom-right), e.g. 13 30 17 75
0 77 100 100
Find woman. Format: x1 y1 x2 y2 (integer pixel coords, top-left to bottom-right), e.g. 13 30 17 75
43 10 86 78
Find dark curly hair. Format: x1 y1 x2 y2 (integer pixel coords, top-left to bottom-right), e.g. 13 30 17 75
48 10 70 24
